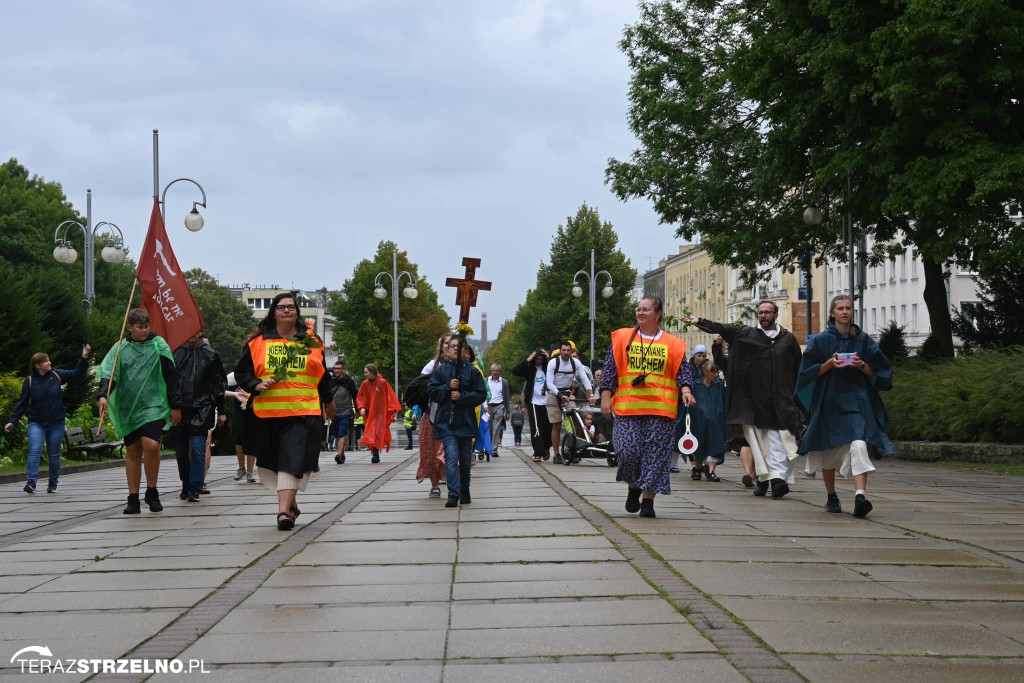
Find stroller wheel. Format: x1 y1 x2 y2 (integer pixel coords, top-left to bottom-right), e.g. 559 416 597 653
560 434 575 466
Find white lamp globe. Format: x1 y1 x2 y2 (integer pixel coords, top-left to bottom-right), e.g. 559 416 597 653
803 206 823 226
373 287 387 299
184 209 204 232
102 246 125 264
403 286 418 299
53 246 68 263
64 247 78 263
601 286 614 298
571 285 583 298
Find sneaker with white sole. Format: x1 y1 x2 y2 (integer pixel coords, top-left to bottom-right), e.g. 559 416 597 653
246 471 257 483
234 468 246 481
429 487 441 498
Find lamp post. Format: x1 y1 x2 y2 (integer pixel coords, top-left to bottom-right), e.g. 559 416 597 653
153 129 207 231
571 249 614 367
801 180 823 340
373 251 419 392
52 189 126 313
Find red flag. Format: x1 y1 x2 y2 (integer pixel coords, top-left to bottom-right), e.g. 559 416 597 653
136 198 204 350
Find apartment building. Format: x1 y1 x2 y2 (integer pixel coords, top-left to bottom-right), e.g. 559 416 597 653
228 284 338 365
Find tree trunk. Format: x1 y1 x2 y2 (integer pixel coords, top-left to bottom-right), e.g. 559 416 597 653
921 257 955 358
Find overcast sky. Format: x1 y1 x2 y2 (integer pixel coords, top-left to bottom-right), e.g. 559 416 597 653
3 0 682 333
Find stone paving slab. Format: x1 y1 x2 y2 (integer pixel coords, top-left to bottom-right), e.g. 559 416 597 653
750 621 1024 656
180 630 448 663
211 604 449 633
151 666 444 683
449 598 686 629
240 583 452 606
0 588 210 612
319 522 458 541
454 561 640 583
287 540 457 565
442 659 747 683
452 577 657 600
265 564 452 587
784 658 1024 683
30 568 236 592
446 623 716 658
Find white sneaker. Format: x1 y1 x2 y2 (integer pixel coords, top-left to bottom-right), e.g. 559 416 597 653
246 471 257 483
234 468 246 481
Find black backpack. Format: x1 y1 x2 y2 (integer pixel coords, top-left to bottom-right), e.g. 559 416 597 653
403 373 431 412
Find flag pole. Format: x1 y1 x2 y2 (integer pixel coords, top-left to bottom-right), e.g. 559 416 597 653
95 277 139 437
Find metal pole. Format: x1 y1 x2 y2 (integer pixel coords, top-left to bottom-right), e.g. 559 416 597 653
153 130 161 214
847 172 855 302
392 250 400 393
589 249 596 368
84 189 95 306
806 252 813 337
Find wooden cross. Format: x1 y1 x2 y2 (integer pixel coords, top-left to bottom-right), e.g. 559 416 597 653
445 257 492 323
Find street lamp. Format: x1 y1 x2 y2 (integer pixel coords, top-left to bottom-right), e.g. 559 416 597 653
571 249 614 367
52 189 127 312
153 129 207 230
374 251 419 392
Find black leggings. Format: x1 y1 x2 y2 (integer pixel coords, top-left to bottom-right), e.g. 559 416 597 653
527 403 552 458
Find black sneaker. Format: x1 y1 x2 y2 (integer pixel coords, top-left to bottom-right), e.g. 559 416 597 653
825 493 842 513
179 486 188 500
445 495 460 508
625 487 642 513
23 483 35 494
371 452 380 464
460 488 472 505
853 494 873 519
46 482 57 493
335 454 345 464
143 487 163 512
691 467 701 480
770 479 790 499
639 498 656 518
753 480 769 497
123 494 141 515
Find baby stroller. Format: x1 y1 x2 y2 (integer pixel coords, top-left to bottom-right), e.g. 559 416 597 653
557 403 617 467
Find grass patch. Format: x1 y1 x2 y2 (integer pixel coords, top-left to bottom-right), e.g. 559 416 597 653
0 455 116 475
936 460 1024 476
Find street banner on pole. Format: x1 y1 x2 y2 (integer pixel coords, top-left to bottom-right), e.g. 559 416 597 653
136 197 204 350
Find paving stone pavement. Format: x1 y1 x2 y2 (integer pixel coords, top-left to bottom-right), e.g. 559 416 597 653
0 425 1022 682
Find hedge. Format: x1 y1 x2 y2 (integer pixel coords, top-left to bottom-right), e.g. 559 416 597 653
883 348 1024 443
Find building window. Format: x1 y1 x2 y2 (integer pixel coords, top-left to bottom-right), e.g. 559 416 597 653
900 253 907 280
889 258 896 282
911 255 918 279
871 308 877 332
901 304 907 326
890 305 896 324
960 301 981 329
870 264 876 286
912 304 918 332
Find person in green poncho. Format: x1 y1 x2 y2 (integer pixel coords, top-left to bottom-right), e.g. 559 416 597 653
98 308 181 514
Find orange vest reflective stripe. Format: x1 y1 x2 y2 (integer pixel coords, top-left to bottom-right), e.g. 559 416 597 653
610 327 686 419
248 334 325 418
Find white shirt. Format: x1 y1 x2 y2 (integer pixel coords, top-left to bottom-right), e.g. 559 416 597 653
546 355 593 395
421 359 438 375
531 368 547 405
488 377 504 404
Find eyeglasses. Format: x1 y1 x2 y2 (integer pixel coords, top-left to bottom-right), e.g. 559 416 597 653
757 311 774 316
276 305 297 311
635 307 654 313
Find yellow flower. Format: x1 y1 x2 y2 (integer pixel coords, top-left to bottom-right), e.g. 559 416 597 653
455 322 474 336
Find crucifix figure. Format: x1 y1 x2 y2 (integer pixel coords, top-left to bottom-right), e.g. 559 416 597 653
446 257 492 323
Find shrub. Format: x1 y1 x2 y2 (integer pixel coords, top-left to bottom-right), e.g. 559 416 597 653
0 372 28 459
877 321 909 361
883 348 1024 443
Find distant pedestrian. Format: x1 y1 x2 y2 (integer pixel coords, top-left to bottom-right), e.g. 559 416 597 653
546 341 595 454
797 294 896 518
429 337 487 508
233 293 333 530
511 347 551 462
97 308 181 514
712 334 756 486
486 364 510 457
509 403 525 446
691 360 727 482
356 363 402 463
352 414 364 450
5 344 92 494
684 300 803 499
602 296 693 518
327 361 357 463
403 404 417 450
172 331 226 502
226 373 256 483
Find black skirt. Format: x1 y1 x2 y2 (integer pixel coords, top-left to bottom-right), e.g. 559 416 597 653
245 413 321 479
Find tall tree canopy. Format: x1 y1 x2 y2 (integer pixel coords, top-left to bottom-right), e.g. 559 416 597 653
486 203 637 376
184 268 258 370
329 241 449 392
607 0 1024 357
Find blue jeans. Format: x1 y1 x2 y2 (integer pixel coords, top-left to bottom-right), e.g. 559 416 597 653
441 435 474 497
27 421 65 486
172 424 207 496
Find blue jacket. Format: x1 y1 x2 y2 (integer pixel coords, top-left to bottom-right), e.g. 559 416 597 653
8 356 88 425
796 323 895 455
428 359 487 439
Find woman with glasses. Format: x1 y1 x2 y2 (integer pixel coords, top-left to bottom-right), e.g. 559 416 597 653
234 293 334 530
600 296 693 518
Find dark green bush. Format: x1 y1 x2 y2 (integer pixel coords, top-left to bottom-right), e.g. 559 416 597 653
883 348 1024 443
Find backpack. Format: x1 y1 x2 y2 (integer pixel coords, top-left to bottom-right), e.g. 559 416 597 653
403 373 431 412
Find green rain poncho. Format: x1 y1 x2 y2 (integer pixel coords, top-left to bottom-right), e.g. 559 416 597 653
99 335 174 436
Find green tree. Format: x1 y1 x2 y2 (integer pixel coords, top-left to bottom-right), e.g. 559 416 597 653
607 1 1024 358
184 268 258 370
329 241 450 392
951 263 1024 352
486 203 638 375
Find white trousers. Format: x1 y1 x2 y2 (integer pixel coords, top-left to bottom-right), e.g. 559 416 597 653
743 425 798 483
805 440 876 479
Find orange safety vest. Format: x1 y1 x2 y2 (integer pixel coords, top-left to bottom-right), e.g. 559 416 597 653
610 327 686 419
248 334 325 418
